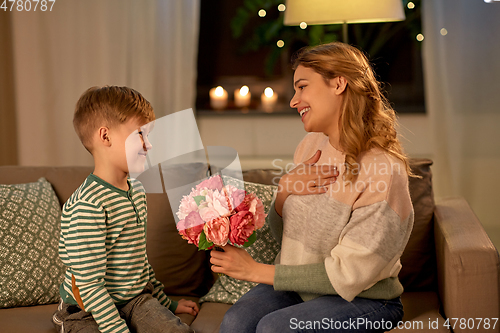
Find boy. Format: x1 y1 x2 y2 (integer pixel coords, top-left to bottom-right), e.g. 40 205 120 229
53 86 198 333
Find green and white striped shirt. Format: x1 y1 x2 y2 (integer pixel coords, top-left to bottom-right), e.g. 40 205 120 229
59 174 176 333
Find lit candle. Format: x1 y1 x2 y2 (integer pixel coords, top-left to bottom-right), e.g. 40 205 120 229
209 86 228 110
261 87 277 112
234 85 251 108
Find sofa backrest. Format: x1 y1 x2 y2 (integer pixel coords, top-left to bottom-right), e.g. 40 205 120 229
0 166 93 205
0 158 436 297
401 159 436 291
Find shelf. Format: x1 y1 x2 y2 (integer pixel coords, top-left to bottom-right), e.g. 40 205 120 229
196 108 297 117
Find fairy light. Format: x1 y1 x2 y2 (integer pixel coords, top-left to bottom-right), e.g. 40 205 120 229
258 9 266 17
278 4 286 11
277 40 285 48
407 2 415 9
440 28 448 36
300 22 307 29
416 33 424 42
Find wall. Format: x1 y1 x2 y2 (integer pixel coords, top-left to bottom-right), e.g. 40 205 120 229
197 112 432 170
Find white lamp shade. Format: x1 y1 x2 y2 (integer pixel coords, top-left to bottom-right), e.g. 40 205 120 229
284 0 405 26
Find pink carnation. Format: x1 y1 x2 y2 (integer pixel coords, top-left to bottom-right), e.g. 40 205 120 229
225 185 246 210
177 211 204 246
229 211 255 245
203 216 230 246
235 193 267 229
204 189 230 216
199 206 220 223
196 175 223 191
177 195 199 220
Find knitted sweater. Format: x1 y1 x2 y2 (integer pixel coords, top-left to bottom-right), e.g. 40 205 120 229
59 174 176 333
271 132 414 302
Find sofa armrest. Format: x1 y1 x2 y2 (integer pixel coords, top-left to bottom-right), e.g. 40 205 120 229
434 197 500 333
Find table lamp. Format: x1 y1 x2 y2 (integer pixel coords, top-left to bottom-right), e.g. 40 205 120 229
284 0 406 42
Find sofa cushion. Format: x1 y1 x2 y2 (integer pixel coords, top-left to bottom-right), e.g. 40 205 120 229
395 291 449 332
0 178 65 308
399 159 436 291
0 303 58 333
191 302 232 333
199 177 280 305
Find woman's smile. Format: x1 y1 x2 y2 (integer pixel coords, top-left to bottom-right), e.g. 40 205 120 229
299 107 310 122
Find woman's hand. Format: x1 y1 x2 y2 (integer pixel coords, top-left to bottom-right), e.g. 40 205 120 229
275 150 339 216
210 245 275 285
174 299 199 316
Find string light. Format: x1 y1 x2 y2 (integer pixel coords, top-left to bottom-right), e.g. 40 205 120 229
277 40 285 48
440 28 448 36
278 4 286 11
407 2 415 9
416 34 424 42
258 9 266 17
300 22 307 29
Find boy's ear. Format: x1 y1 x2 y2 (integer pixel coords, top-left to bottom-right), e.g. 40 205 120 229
98 127 112 147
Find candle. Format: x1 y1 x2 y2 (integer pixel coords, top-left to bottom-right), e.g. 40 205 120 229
261 87 277 112
209 86 228 110
234 85 251 108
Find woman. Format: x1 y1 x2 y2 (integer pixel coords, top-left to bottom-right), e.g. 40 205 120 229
210 42 414 332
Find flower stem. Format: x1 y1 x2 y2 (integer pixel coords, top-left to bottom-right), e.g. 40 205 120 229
214 246 225 277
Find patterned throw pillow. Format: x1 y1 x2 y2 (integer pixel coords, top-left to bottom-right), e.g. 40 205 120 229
0 178 65 308
199 176 280 305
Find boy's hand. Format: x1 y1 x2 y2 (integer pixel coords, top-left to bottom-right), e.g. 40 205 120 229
175 299 199 316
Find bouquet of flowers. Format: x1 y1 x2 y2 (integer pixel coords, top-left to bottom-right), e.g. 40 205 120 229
176 175 267 250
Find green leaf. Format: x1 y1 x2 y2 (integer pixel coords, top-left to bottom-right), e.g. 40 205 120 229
308 25 324 45
244 0 258 12
231 8 250 38
243 231 257 247
263 19 282 41
193 195 205 206
198 230 213 251
323 33 338 44
264 46 282 76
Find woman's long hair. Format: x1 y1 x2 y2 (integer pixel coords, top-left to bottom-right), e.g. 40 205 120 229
292 42 415 181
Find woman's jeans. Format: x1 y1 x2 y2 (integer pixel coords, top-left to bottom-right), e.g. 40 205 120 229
220 284 404 333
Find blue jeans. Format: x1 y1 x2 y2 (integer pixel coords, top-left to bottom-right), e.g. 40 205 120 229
220 284 404 333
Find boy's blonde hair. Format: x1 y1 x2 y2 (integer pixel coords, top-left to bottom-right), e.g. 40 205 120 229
74 86 155 153
292 42 415 181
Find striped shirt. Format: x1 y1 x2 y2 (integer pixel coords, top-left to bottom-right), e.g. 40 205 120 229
59 174 176 333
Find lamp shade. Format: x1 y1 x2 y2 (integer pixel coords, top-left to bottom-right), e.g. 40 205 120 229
284 0 405 26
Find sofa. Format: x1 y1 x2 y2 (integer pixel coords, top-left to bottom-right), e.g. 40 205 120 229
0 159 498 333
